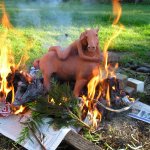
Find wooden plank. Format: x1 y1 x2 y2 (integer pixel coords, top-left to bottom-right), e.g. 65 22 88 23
64 130 101 150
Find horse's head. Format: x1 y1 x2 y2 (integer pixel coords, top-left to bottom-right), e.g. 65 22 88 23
80 28 99 52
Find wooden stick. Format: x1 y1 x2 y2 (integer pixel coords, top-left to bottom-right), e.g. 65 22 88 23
27 123 46 150
67 107 91 130
64 130 102 150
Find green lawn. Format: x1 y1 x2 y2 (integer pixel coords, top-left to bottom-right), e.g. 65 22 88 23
1 1 150 65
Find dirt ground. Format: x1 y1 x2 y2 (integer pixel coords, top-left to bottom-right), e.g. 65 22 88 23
98 112 150 149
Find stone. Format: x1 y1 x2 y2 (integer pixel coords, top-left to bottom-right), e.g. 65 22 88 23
116 73 128 89
136 67 150 73
127 78 144 92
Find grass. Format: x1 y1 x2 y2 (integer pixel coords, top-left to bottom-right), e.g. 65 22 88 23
0 0 149 65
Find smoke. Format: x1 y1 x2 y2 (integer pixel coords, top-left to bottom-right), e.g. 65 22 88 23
16 3 41 27
15 0 72 28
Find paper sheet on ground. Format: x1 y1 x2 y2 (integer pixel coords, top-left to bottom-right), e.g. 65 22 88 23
0 113 71 150
128 101 150 124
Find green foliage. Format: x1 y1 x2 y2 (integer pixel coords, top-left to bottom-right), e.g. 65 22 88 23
17 126 30 144
83 129 102 144
29 81 83 129
18 81 88 144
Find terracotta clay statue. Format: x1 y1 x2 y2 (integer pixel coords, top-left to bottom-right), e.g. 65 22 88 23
33 51 100 97
33 29 102 96
48 29 101 62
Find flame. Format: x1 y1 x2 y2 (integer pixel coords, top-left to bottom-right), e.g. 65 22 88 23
0 2 31 115
87 75 101 100
103 0 124 69
112 86 115 90
79 0 125 129
14 105 25 115
92 107 101 128
0 2 28 114
0 2 13 29
48 98 55 104
106 84 110 106
112 0 122 25
0 2 15 103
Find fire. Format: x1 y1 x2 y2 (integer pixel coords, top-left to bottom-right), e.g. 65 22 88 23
14 105 26 115
112 0 122 25
106 84 110 106
79 0 124 129
0 2 26 114
92 107 101 128
87 75 101 100
0 2 13 29
0 3 14 103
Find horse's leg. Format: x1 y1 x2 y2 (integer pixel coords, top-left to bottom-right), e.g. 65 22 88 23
48 46 61 52
73 79 88 97
43 72 52 94
49 46 69 60
59 47 72 60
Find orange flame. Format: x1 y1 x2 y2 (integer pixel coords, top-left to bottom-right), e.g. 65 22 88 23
87 75 100 100
14 105 25 115
0 2 14 103
92 107 101 128
112 0 122 25
79 0 124 129
0 30 15 102
0 2 30 115
103 0 123 70
0 2 13 29
106 84 110 106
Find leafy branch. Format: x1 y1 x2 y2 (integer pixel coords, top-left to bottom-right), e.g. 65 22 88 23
18 81 90 145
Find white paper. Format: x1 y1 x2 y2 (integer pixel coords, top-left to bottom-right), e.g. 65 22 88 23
128 101 150 124
0 113 71 150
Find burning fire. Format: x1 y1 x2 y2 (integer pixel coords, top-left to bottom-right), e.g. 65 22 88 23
14 105 26 115
80 0 125 129
0 3 14 103
0 2 13 29
0 2 25 114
